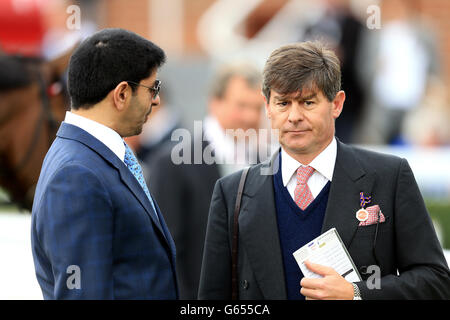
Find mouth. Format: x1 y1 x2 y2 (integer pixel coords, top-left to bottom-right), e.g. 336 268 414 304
285 129 311 134
144 107 153 120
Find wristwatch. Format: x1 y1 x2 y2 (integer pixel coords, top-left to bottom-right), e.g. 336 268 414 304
352 283 362 300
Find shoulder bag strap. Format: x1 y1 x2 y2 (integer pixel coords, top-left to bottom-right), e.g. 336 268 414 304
231 166 250 300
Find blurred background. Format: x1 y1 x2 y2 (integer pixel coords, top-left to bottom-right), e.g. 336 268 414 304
0 0 449 299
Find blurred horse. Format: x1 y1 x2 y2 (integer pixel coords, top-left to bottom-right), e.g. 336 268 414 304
0 50 73 211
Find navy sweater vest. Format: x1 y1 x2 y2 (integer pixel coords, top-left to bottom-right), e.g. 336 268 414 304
273 152 330 300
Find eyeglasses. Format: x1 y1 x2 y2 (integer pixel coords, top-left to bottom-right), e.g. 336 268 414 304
126 79 161 100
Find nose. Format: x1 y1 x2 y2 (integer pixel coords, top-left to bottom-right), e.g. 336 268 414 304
287 102 304 124
151 94 160 105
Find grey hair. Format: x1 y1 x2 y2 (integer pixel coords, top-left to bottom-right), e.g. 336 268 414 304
209 62 262 99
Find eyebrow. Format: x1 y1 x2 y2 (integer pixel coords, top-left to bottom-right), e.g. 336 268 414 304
273 92 317 102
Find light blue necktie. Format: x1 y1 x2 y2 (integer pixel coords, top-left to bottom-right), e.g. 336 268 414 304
123 142 159 222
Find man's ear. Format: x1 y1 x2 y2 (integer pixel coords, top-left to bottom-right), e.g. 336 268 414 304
332 90 345 119
113 81 131 111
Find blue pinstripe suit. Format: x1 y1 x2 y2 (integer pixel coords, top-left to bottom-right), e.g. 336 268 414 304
31 123 178 299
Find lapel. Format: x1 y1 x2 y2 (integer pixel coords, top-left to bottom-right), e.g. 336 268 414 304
237 141 376 298
57 123 171 248
237 140 376 298
321 140 376 249
238 151 287 299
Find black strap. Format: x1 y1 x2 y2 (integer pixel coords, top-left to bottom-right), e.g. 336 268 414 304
231 166 250 300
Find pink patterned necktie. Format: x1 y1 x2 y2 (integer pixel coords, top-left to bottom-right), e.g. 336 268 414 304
294 166 315 210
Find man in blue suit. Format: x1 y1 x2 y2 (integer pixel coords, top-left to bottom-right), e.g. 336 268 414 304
31 28 178 299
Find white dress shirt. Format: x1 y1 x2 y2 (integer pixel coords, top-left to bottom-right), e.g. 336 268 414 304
282 137 337 200
64 111 126 162
203 116 258 176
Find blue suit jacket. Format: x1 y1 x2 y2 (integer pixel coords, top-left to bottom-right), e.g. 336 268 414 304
31 122 178 299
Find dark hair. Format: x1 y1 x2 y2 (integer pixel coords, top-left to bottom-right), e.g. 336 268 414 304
262 41 341 102
68 28 166 109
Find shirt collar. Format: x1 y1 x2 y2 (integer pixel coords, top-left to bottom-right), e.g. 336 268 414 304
281 137 337 186
64 111 126 162
203 115 235 161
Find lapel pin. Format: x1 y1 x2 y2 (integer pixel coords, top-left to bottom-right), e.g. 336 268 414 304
356 192 371 222
356 208 369 222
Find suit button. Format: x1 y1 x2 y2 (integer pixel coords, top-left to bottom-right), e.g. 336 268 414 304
243 280 249 290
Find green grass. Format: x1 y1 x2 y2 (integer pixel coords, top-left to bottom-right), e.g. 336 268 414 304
426 200 450 249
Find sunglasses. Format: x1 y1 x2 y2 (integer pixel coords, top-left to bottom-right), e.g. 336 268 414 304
126 79 161 100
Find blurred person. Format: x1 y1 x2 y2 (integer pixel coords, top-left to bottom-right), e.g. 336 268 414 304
204 62 268 176
31 28 178 299
356 0 441 145
199 41 450 300
147 62 265 299
300 0 366 144
402 78 450 146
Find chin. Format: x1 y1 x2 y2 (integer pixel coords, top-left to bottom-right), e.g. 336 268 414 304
284 135 308 147
134 127 143 136
125 126 143 138
281 139 310 154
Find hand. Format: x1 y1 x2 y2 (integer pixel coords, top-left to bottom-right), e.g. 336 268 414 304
300 261 354 300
